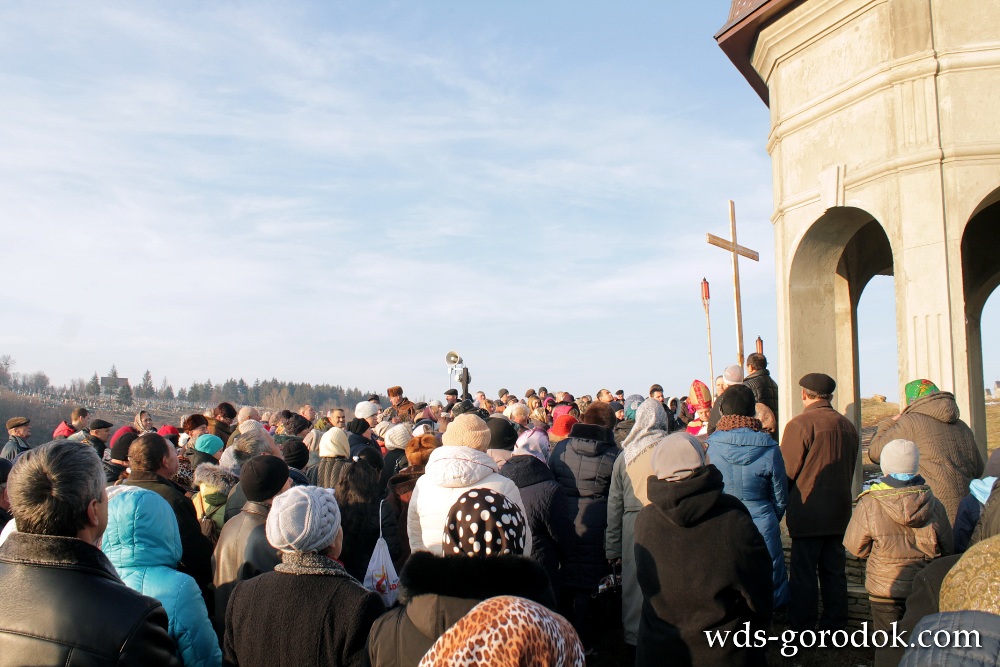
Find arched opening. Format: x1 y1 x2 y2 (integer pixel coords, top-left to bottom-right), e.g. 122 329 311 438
962 189 1000 450
787 207 894 425
787 207 894 493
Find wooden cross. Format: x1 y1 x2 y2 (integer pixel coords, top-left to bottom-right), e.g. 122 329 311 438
706 200 759 367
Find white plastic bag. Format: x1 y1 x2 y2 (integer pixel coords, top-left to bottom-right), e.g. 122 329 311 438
363 501 399 607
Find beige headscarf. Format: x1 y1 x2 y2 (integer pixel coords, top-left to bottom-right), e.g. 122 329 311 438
318 427 350 458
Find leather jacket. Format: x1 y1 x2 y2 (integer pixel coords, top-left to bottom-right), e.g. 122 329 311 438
212 501 281 631
0 532 181 667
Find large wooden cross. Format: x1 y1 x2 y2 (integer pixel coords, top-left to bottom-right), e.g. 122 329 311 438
706 200 759 367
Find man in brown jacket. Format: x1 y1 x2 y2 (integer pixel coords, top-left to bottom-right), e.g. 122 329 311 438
780 373 859 632
868 381 984 524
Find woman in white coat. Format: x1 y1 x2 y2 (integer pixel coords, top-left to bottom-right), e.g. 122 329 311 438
407 413 532 555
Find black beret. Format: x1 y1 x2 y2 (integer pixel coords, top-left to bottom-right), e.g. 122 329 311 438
799 373 836 395
718 384 757 417
90 419 114 430
241 455 289 502
444 389 459 397
486 418 518 451
451 399 476 417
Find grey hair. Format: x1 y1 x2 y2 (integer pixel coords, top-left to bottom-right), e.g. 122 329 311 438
232 431 272 458
9 440 104 537
509 403 530 421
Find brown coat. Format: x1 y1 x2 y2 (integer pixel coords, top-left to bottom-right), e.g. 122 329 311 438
869 392 984 523
844 481 953 599
780 400 860 538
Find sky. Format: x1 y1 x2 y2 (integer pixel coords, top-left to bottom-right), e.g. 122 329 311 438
1 1 996 403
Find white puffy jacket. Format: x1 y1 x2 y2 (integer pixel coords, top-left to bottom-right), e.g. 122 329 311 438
407 445 532 555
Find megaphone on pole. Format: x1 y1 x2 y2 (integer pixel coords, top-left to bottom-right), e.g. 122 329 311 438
445 351 462 366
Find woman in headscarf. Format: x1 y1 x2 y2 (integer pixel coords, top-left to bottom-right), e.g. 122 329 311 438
869 378 985 522
417 596 584 667
605 397 670 653
133 410 154 434
706 384 790 609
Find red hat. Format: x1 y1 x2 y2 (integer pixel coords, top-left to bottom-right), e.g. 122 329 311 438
549 415 578 438
158 425 180 437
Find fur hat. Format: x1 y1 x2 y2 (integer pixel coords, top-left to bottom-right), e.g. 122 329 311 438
442 489 526 557
441 414 491 451
387 386 404 398
880 439 920 476
385 423 413 451
355 401 379 420
651 432 707 482
266 485 341 554
241 455 289 502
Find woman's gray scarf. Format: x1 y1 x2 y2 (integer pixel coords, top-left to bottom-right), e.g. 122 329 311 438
621 398 671 467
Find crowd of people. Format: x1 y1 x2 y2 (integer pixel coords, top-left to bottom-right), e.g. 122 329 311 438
0 355 998 667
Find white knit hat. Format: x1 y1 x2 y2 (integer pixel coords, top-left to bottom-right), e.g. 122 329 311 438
385 423 412 451
355 401 379 420
238 419 268 437
441 413 491 452
319 427 350 458
266 486 341 554
880 439 920 476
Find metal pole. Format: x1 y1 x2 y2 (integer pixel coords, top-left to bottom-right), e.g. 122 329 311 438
702 279 714 386
729 200 745 367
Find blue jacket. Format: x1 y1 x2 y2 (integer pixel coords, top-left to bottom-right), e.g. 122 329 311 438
103 488 222 667
707 428 787 522
899 611 1000 666
707 426 790 607
953 476 997 553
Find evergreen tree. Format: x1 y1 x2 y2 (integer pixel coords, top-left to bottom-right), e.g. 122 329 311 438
158 377 174 400
117 381 133 407
108 364 119 379
139 370 155 399
86 373 101 397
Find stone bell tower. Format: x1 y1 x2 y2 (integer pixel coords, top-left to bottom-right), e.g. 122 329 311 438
716 0 1000 455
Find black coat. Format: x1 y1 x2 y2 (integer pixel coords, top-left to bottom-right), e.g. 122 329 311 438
500 454 575 588
634 465 773 667
0 532 181 667
368 551 557 667
548 423 620 589
213 501 281 633
123 471 214 611
380 449 409 491
339 499 403 581
225 553 385 667
743 369 779 420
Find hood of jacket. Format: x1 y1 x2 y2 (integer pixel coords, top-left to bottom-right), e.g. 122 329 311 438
103 487 182 570
424 446 499 488
646 464 725 528
566 423 616 458
903 391 960 424
707 428 777 466
500 454 554 488
970 476 999 505
867 480 940 528
193 462 238 499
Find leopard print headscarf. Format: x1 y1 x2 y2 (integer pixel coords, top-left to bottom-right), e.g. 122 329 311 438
418 596 585 667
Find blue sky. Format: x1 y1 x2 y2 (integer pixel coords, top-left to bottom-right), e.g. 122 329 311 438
1 1 995 403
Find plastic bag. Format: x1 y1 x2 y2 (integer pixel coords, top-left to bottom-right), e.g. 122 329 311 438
363 501 399 607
